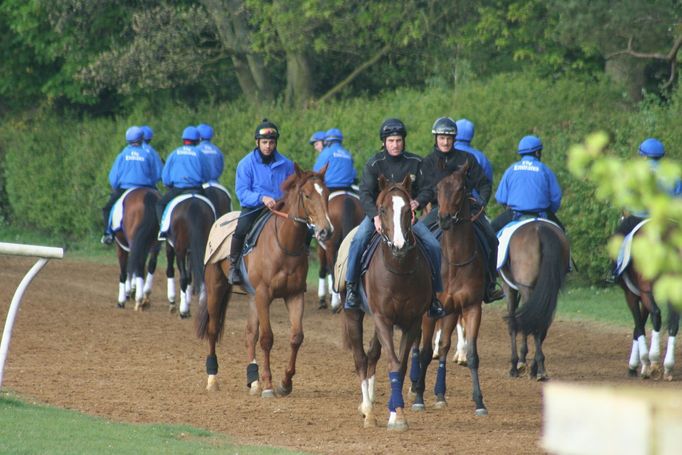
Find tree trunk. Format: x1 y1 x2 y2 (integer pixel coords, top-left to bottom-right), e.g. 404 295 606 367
284 51 313 108
605 55 647 102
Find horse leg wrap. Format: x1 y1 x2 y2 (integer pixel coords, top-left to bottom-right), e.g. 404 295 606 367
434 361 446 396
409 347 421 383
246 362 259 388
388 371 404 412
206 355 218 375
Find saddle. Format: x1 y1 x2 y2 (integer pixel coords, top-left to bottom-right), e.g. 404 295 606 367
328 189 359 202
108 188 137 234
158 193 216 240
614 219 649 296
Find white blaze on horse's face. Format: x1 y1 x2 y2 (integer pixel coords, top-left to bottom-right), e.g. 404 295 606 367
391 195 406 249
314 182 324 196
313 182 333 229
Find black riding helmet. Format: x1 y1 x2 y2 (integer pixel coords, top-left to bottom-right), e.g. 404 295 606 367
254 118 280 140
379 118 407 140
431 117 457 136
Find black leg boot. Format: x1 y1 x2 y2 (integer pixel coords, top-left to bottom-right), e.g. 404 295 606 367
228 236 244 285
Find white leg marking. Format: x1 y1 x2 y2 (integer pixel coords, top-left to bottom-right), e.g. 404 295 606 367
368 375 376 403
391 196 406 249
144 272 154 294
318 277 326 299
388 411 397 425
125 277 132 296
433 328 441 357
167 277 176 303
361 379 371 410
331 292 341 310
180 289 190 314
118 283 127 304
664 336 676 369
650 330 661 362
327 274 333 294
629 339 640 369
135 276 144 303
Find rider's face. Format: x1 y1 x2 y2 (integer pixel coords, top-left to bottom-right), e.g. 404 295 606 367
384 136 404 156
313 140 324 152
436 135 454 153
258 138 277 155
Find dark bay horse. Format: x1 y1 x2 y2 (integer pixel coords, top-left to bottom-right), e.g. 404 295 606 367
410 165 487 415
203 184 232 218
500 219 570 380
615 220 679 380
317 191 363 310
342 175 431 431
164 195 216 318
113 187 162 310
197 164 332 396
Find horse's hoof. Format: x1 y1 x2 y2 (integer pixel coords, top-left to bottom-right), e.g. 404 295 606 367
363 413 377 428
434 399 447 410
134 302 141 311
116 302 125 309
664 369 673 381
179 311 191 319
387 421 409 432
141 297 151 308
509 369 519 378
641 366 651 379
249 381 260 396
318 298 327 309
275 382 292 397
411 403 425 412
168 304 176 314
517 362 527 374
475 408 488 417
261 389 275 398
536 374 549 382
206 375 219 392
628 368 638 378
408 386 417 399
650 363 662 380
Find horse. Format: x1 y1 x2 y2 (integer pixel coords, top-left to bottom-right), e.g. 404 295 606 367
316 191 363 310
203 184 232 218
196 164 332 396
113 187 162 311
409 166 487 416
164 195 216 318
615 219 679 380
500 218 570 380
342 174 431 431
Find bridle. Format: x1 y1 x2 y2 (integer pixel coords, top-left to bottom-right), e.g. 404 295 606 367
378 185 416 255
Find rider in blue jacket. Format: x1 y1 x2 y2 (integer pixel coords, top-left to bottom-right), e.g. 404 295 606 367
101 126 161 245
313 128 356 191
155 126 211 222
455 119 494 183
491 135 563 232
309 130 326 154
228 119 295 285
196 123 225 183
140 125 164 180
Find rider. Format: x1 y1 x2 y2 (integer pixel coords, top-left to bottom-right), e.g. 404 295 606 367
155 126 211 223
313 128 356 191
422 117 504 303
309 130 326 154
228 119 295 285
140 125 164 179
196 123 225 184
101 126 161 245
491 135 564 232
455 118 494 184
344 118 445 318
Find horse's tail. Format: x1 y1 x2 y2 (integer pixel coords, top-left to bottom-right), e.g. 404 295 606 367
127 190 160 277
341 196 357 241
188 201 210 295
515 225 567 336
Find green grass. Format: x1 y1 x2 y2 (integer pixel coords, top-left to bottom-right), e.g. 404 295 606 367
0 392 306 455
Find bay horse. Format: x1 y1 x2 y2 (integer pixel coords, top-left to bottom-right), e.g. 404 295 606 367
500 219 570 380
615 218 679 380
113 187 162 310
342 174 431 431
317 191 363 310
196 164 332 396
409 165 487 416
164 195 216 318
203 184 232 218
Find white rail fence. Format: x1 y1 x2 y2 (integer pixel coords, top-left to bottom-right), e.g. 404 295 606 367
0 242 64 390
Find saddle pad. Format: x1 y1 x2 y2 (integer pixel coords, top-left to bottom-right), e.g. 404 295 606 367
614 219 650 277
496 218 562 270
204 211 241 265
333 225 359 293
328 190 359 202
202 182 233 200
110 188 137 233
159 193 216 238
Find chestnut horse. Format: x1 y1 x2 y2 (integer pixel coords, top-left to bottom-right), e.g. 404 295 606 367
409 165 487 415
615 219 679 380
342 174 431 431
500 219 570 380
113 187 162 310
317 191 363 310
197 164 332 397
164 196 216 318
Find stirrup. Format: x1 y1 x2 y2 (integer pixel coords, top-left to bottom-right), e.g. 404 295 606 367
101 234 114 245
428 295 446 319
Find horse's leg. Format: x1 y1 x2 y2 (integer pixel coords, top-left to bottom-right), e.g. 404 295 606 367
178 252 191 319
519 333 529 376
204 263 231 392
276 293 305 397
530 329 548 381
371 314 405 431
642 291 662 379
142 242 160 306
345 309 375 427
433 313 457 410
254 290 275 397
624 289 649 377
432 325 441 359
664 303 679 381
453 319 468 365
389 319 422 432
506 287 521 377
366 331 381 405
245 295 261 395
166 243 176 312
412 314 436 411
317 247 328 309
116 247 128 308
462 304 488 414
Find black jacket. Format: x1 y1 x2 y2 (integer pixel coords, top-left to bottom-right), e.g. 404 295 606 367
359 150 432 218
422 147 492 205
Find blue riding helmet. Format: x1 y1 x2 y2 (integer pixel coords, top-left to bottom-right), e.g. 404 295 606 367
518 135 543 155
125 126 144 144
309 130 326 144
455 119 475 142
325 128 343 142
197 123 214 140
182 126 200 142
638 138 665 159
141 125 153 142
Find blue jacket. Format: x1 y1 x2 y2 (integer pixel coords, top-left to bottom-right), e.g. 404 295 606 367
162 145 211 188
631 159 682 217
142 143 164 181
455 140 493 183
235 148 295 208
313 142 356 188
196 140 224 182
495 155 562 213
108 144 161 189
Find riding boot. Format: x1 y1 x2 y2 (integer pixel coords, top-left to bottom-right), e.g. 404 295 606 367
484 269 505 303
101 233 114 245
428 293 446 319
228 236 244 285
344 282 360 310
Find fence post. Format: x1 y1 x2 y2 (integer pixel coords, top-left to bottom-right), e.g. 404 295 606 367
0 242 64 390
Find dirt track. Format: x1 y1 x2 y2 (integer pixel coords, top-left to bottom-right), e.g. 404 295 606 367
1 256 680 454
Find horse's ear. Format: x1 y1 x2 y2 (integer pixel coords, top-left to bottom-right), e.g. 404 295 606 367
460 160 469 174
378 175 388 191
317 162 329 177
401 173 413 194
